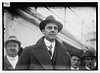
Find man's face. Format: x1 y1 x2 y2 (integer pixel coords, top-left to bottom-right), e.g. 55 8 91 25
42 23 58 42
84 57 96 69
71 56 81 69
5 42 19 57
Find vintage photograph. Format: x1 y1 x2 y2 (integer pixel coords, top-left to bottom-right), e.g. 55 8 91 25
2 2 98 71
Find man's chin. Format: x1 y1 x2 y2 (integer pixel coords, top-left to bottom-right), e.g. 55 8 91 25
10 55 17 57
10 53 17 57
87 65 94 68
46 37 55 42
73 66 78 68
50 35 56 38
49 37 56 40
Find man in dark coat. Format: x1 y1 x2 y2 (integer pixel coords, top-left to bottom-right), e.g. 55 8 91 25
81 49 97 70
69 49 84 70
15 15 71 70
4 36 21 70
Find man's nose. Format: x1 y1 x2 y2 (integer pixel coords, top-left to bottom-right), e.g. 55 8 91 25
51 28 55 31
11 46 15 49
88 60 92 62
75 61 78 63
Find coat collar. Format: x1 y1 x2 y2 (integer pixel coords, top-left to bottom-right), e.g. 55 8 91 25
4 56 14 70
32 36 53 69
32 36 68 69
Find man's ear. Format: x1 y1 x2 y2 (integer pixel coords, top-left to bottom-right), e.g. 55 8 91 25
42 29 45 33
42 29 45 35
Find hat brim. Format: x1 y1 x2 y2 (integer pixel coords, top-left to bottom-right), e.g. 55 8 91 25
81 55 96 60
39 20 63 32
5 40 21 47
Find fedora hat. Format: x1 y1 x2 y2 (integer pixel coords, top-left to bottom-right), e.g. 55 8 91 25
4 36 21 47
81 49 96 60
39 15 63 32
70 49 84 59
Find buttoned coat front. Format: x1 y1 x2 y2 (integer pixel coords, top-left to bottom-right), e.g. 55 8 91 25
15 36 71 70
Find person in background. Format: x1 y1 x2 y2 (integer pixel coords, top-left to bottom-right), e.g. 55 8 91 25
18 47 23 57
81 49 97 70
15 15 71 70
4 36 21 70
70 49 84 70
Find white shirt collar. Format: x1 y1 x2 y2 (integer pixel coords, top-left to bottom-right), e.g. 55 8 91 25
44 38 55 46
44 38 55 59
71 66 79 70
86 66 91 70
7 55 18 69
7 55 18 60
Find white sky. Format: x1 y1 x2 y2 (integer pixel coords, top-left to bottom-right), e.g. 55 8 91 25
36 7 96 42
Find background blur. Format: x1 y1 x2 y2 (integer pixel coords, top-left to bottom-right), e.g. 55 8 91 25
3 2 97 56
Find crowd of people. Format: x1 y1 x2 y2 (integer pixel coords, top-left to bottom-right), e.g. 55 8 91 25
4 15 97 70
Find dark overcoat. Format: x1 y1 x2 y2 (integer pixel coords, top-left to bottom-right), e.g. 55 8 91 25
15 36 71 70
4 56 14 70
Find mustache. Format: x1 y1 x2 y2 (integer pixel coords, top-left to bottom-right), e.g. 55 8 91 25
10 49 17 52
49 31 56 34
74 63 78 66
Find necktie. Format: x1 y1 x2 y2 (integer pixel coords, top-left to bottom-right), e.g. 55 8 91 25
48 44 53 58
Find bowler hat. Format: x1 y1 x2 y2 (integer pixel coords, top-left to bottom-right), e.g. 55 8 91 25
5 36 21 47
70 49 84 59
81 49 96 60
39 15 63 32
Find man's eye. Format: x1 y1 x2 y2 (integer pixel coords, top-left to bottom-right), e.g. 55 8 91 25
14 45 17 47
77 60 80 62
54 27 58 30
73 59 76 61
47 27 52 29
86 58 91 60
8 45 12 47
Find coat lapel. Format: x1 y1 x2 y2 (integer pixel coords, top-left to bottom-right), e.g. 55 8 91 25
4 56 14 70
52 40 64 63
32 37 53 69
52 40 70 69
